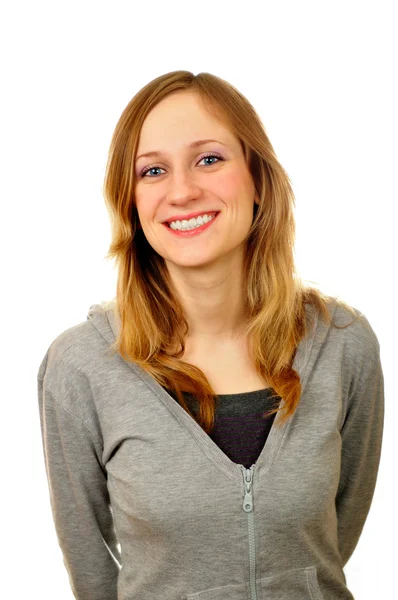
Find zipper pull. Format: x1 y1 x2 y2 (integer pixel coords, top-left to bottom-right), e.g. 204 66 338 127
242 467 253 512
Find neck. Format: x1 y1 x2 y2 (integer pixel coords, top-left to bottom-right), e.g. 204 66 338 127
167 255 248 342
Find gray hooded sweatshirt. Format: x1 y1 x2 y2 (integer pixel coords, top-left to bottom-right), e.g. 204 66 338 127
37 298 384 600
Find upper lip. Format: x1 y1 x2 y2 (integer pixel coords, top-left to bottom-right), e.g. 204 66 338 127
162 210 219 224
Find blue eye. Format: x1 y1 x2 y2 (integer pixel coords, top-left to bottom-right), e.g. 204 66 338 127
139 152 224 178
141 166 164 178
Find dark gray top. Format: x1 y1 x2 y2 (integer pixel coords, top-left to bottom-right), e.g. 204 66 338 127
165 387 280 468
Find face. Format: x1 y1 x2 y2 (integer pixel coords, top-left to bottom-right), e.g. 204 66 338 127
134 90 259 273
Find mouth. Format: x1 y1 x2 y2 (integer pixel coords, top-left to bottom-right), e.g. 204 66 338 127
162 211 220 237
162 210 219 226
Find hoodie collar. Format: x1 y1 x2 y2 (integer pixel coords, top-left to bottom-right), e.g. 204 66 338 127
87 298 336 356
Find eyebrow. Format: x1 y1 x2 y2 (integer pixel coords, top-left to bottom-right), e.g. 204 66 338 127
135 139 227 162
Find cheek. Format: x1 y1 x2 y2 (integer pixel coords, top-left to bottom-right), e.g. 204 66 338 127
215 171 252 199
212 173 243 199
134 192 155 221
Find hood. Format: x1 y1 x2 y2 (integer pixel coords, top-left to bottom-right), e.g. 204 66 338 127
87 299 121 346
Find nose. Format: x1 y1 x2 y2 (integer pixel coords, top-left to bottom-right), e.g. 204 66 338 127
165 169 202 205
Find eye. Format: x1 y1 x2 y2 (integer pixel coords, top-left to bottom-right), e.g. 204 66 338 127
139 152 224 179
140 166 165 178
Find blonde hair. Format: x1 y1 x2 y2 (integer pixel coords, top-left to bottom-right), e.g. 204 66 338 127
103 70 360 433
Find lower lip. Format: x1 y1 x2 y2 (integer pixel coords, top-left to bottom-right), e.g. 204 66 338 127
163 212 220 237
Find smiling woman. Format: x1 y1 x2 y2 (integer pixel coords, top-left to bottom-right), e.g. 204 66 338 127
103 70 362 414
37 70 384 600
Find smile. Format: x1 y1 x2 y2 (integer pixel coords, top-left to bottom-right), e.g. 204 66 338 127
163 212 220 237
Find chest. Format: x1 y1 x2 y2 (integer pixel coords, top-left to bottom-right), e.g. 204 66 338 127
180 337 271 394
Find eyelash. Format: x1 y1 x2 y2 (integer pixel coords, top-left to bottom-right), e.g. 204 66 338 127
139 152 224 178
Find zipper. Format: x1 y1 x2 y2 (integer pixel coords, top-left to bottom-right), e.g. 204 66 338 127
241 465 257 599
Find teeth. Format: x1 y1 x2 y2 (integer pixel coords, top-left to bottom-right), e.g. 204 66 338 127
169 213 217 231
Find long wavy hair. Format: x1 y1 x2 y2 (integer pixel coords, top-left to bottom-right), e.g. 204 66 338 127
103 70 360 434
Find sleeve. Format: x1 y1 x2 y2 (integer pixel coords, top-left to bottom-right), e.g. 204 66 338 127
335 327 385 567
37 376 122 600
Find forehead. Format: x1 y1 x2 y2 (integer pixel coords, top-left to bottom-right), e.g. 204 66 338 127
137 91 238 150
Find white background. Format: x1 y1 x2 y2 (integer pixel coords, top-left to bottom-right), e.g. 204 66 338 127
1 0 396 598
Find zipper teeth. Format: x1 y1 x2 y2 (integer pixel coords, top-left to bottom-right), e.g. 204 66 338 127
248 511 257 599
242 466 257 599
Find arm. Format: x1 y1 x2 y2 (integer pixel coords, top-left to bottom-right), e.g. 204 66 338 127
335 321 385 566
37 377 121 600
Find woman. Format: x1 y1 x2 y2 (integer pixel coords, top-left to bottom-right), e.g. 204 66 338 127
37 70 384 600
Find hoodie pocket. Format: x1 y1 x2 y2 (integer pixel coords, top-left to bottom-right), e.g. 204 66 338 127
183 582 248 599
259 564 324 599
182 565 324 599
180 565 324 600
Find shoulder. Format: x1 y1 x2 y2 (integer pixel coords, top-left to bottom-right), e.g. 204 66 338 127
37 310 112 412
305 295 379 355
328 301 381 384
333 301 379 350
